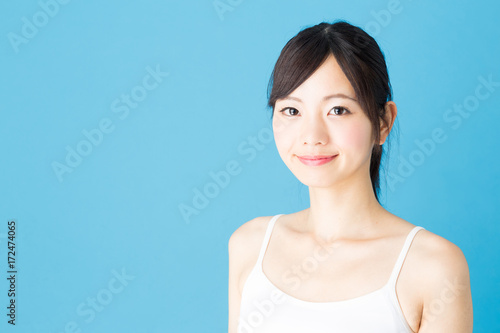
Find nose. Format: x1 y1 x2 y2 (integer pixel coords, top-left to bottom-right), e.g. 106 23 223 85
300 115 329 146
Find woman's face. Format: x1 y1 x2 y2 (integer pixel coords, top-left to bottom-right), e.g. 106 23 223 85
272 54 376 188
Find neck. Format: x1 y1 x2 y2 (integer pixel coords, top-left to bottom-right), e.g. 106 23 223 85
304 171 384 243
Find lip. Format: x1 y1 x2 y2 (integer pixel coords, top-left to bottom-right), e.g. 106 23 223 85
297 154 338 166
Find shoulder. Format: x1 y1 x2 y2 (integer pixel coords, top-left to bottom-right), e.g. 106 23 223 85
227 216 274 332
412 228 470 279
228 215 273 258
388 215 468 275
382 213 470 297
228 215 276 294
410 228 473 329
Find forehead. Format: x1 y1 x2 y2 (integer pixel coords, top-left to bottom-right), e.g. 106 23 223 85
280 54 356 103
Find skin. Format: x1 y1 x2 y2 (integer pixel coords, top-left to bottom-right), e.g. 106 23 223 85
228 53 473 333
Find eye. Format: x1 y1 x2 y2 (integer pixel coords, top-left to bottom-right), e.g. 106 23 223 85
279 107 300 117
330 106 350 116
278 106 351 117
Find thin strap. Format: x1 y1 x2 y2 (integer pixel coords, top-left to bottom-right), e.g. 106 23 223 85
256 214 284 265
387 226 425 286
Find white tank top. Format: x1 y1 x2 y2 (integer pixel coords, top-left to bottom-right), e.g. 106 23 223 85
238 214 425 333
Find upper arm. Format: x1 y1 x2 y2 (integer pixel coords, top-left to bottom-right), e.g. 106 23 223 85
418 240 473 332
228 217 263 333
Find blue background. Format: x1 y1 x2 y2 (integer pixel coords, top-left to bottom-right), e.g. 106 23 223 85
1 0 499 332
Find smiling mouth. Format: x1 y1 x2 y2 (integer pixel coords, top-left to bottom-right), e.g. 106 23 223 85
297 155 337 160
296 154 338 166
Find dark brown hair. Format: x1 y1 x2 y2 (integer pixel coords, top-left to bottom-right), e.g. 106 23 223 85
267 20 396 203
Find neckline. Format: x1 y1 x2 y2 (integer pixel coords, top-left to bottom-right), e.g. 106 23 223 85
256 263 416 333
256 214 424 307
258 260 389 306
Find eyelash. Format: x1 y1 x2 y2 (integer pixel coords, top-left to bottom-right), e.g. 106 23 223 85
278 106 351 117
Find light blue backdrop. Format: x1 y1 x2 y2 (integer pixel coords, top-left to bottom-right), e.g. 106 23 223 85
1 0 499 332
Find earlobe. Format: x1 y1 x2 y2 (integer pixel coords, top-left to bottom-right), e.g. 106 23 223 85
379 126 388 145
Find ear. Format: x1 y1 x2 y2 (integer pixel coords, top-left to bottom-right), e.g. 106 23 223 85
379 101 397 145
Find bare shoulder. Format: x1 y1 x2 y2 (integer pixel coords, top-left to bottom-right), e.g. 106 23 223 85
228 215 276 296
409 226 473 331
411 227 470 278
228 216 274 333
389 214 469 273
228 215 272 261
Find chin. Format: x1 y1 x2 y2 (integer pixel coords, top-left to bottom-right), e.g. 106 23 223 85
293 173 337 188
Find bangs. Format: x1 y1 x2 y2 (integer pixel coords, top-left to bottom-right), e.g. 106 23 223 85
267 28 332 110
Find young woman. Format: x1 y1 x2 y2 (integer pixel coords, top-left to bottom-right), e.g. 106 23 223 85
228 20 473 333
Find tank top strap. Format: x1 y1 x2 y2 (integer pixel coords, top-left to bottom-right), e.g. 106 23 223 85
256 214 284 265
387 226 426 286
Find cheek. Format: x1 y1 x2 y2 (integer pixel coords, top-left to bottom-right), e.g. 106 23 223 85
336 120 373 153
273 119 290 151
272 117 297 162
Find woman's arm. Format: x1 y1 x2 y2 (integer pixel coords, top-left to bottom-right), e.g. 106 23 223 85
417 241 473 332
228 217 264 333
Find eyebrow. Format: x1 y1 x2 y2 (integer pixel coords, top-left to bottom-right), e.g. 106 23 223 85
281 93 358 103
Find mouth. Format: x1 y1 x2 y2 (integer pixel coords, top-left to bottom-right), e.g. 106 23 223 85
296 154 338 166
